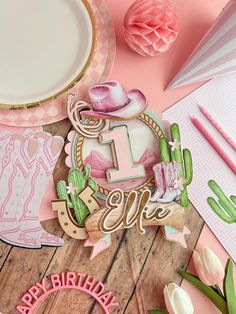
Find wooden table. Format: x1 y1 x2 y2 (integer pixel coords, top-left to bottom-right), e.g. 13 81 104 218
0 119 204 314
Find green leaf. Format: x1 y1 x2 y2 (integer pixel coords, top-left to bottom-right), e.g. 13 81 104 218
180 271 228 314
224 259 236 314
149 310 168 314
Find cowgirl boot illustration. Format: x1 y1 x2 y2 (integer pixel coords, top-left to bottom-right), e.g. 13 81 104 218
0 129 35 177
0 134 39 247
0 130 16 176
150 162 166 202
156 161 182 203
16 132 64 248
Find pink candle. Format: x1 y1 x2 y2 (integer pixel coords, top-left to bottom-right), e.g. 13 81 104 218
199 105 236 151
191 117 236 175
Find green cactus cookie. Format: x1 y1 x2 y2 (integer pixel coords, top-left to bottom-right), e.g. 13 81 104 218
159 123 193 208
56 165 98 225
208 180 236 224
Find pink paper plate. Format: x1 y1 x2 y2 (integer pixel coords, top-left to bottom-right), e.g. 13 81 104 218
0 0 116 127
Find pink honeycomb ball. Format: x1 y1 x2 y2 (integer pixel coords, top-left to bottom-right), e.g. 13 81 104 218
124 0 179 56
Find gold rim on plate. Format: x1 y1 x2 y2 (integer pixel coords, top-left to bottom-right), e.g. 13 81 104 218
0 0 97 111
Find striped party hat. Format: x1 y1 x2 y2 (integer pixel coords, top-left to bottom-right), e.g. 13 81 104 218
167 0 236 89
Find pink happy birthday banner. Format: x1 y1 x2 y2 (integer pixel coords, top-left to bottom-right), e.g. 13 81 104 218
167 0 236 89
17 272 118 314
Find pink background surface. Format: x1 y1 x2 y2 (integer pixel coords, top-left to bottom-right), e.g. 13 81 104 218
0 0 234 312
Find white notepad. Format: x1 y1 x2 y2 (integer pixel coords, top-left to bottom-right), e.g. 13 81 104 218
163 72 236 262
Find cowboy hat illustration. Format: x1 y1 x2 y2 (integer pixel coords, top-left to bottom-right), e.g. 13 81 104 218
81 80 147 120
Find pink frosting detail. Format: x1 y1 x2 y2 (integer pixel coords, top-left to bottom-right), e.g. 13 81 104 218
64 143 71 155
67 131 76 142
65 156 72 168
65 131 75 168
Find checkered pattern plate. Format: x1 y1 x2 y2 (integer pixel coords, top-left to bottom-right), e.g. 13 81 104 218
0 0 116 126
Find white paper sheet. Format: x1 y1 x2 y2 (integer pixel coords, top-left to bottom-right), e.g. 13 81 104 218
163 73 236 261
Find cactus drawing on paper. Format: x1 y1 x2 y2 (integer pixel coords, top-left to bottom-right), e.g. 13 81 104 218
57 166 98 225
208 180 236 224
159 123 193 208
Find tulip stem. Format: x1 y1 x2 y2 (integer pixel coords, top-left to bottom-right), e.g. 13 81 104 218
224 259 236 314
180 271 229 314
215 284 225 299
149 311 168 314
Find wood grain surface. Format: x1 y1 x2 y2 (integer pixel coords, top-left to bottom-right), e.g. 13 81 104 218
0 120 204 313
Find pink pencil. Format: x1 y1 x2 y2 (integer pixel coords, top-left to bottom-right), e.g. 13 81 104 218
199 105 236 151
191 116 236 175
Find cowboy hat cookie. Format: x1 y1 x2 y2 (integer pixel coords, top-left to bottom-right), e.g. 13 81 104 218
81 81 147 120
52 81 193 259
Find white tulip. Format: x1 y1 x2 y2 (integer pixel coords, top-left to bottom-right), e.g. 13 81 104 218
163 283 194 314
193 247 225 286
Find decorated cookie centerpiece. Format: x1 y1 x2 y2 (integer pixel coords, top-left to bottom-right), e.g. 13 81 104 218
52 80 193 259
